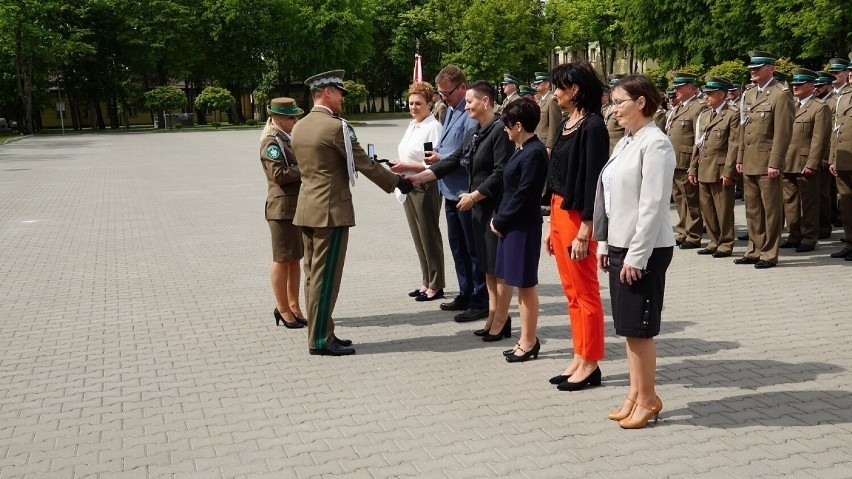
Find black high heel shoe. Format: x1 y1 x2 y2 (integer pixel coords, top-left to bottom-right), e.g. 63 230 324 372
274 308 304 329
557 366 601 391
548 374 571 385
503 343 520 356
505 339 540 363
473 327 491 337
482 317 511 342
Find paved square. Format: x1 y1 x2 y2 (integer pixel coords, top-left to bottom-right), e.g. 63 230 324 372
1 123 851 478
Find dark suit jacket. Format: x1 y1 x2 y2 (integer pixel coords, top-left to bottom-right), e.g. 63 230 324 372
261 131 301 220
430 116 513 206
492 136 548 232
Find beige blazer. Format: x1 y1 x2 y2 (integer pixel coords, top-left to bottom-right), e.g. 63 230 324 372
783 98 831 173
593 121 677 269
291 107 398 227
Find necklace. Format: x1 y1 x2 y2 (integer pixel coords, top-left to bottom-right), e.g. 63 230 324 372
562 113 590 135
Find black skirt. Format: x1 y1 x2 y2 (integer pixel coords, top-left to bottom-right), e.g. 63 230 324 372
607 246 673 338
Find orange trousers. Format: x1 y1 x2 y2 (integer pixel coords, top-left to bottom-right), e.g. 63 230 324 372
550 195 605 360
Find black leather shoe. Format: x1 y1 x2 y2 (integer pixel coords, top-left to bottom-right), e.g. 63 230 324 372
454 308 488 322
737 234 749 241
309 342 355 356
754 260 776 269
294 316 308 325
482 317 511 341
440 297 469 311
679 242 700 250
818 232 831 239
830 248 851 258
415 289 444 302
274 308 305 329
696 248 715 255
846 253 852 261
408 289 425 298
549 374 571 385
505 339 540 363
712 251 732 258
675 239 684 246
332 335 352 347
779 241 799 249
733 256 759 265
795 244 815 252
557 367 602 391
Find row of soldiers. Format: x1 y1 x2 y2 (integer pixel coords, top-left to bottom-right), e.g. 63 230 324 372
649 50 852 267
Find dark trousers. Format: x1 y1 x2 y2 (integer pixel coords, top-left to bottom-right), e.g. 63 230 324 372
444 198 488 310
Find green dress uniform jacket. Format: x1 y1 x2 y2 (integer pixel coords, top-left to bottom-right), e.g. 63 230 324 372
535 91 563 149
737 80 795 174
690 105 739 183
261 131 301 220
784 98 831 174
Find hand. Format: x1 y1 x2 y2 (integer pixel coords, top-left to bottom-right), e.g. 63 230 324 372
544 230 554 256
721 176 733 187
424 151 441 165
489 219 502 238
457 192 475 211
408 172 427 186
736 163 743 174
822 160 830 170
396 175 414 194
391 162 421 174
619 262 643 285
802 167 816 176
570 237 589 261
597 254 609 272
688 175 698 186
830 164 838 176
767 167 780 179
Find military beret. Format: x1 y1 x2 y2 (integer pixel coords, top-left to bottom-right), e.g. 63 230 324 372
790 68 819 85
608 74 625 86
703 76 733 92
304 70 348 96
748 50 778 68
501 74 520 85
672 72 698 86
267 97 304 116
532 72 549 85
814 71 836 86
827 58 849 72
519 85 536 96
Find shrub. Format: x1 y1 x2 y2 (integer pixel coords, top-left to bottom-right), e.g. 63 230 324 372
210 121 221 129
173 123 183 130
246 118 258 126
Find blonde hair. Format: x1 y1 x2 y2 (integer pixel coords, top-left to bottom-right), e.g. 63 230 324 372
259 117 281 140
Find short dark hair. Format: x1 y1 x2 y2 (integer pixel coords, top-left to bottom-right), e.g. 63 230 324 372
613 74 663 117
550 60 605 114
500 97 541 133
468 80 497 106
436 65 466 85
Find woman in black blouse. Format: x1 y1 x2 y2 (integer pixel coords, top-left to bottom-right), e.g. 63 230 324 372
408 81 514 341
544 60 610 391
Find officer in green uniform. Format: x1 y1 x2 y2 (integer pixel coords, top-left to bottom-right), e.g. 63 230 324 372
497 74 520 113
734 51 795 269
819 58 849 235
519 85 536 100
828 59 852 260
292 70 414 355
603 74 625 154
533 71 563 154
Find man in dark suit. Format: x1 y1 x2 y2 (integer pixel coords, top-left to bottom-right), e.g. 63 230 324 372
292 70 413 355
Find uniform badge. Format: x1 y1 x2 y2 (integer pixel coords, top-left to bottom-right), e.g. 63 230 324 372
346 123 357 142
266 144 281 160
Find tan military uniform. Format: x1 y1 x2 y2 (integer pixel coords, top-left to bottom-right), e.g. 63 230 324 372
603 103 624 155
292 106 399 349
829 90 852 249
819 86 845 235
535 90 563 149
261 130 303 261
667 96 707 246
653 108 667 131
736 80 795 264
496 92 518 114
432 100 448 125
689 104 739 254
782 97 831 247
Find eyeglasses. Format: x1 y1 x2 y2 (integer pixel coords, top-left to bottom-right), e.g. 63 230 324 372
611 98 635 108
438 83 462 97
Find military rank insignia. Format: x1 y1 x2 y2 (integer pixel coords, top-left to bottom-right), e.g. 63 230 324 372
266 144 281 160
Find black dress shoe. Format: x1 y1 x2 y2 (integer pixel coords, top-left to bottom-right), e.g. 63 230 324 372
557 367 602 391
474 329 489 337
675 239 684 246
408 289 426 298
754 260 776 269
309 341 355 356
696 248 716 255
482 317 511 341
712 251 732 258
549 374 570 385
274 308 305 329
679 241 700 250
415 289 444 302
454 308 488 322
294 316 308 325
779 241 799 249
818 232 831 240
505 339 540 363
332 335 352 347
737 234 749 241
830 248 851 258
733 256 759 265
846 253 852 261
795 244 815 252
440 297 469 311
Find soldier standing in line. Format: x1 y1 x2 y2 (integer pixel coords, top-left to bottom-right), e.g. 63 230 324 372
497 74 520 113
666 72 707 249
533 71 563 156
734 51 795 269
519 85 536 100
603 74 625 154
431 87 448 125
818 59 849 236
780 68 831 253
292 70 414 356
828 59 852 261
688 77 740 258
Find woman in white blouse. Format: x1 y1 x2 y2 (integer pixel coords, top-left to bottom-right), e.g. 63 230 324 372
395 82 445 301
592 74 676 429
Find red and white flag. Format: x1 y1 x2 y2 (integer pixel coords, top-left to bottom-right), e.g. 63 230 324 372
413 54 423 83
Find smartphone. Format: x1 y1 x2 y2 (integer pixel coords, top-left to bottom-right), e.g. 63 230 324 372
423 142 433 152
367 143 375 160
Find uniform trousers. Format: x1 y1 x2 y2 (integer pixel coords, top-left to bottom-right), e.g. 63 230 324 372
402 182 445 290
819 168 838 236
550 195 604 361
837 170 852 248
698 180 735 253
672 168 704 245
743 174 783 264
782 173 820 247
302 226 348 350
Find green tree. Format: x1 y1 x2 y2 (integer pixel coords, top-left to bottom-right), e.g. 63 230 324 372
547 0 625 77
706 60 750 85
144 85 186 128
342 81 368 115
194 86 235 125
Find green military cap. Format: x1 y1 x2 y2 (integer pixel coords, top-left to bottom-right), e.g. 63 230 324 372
773 71 789 83
519 85 536 96
672 72 698 86
790 68 819 85
501 74 520 85
267 97 304 116
702 76 733 92
814 71 835 86
532 72 549 85
608 74 625 86
665 87 675 98
747 50 778 68
828 58 849 72
304 69 348 96
730 81 742 90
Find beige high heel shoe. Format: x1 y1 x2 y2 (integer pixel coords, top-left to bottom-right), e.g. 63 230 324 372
607 397 636 421
619 396 662 429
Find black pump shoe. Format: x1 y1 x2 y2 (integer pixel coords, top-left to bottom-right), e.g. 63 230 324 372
505 339 540 363
503 343 520 356
482 318 511 342
274 308 304 329
557 367 602 391
408 289 426 297
548 374 571 385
